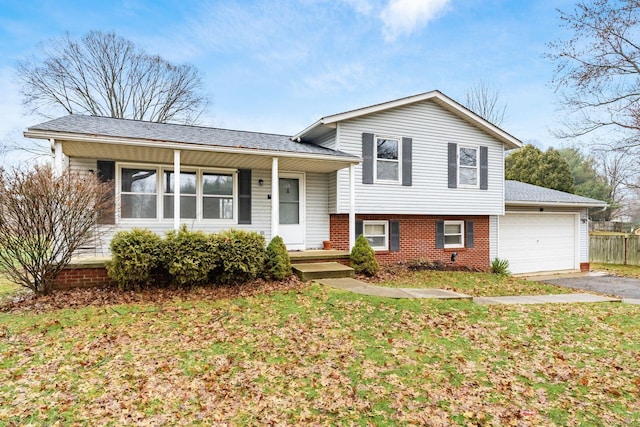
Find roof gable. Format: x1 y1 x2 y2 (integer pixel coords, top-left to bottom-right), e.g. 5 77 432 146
293 90 522 149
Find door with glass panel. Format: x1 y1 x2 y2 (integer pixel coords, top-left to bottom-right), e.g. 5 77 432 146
278 173 305 251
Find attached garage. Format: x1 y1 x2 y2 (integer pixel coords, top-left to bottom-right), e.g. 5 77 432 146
499 212 578 274
498 181 608 275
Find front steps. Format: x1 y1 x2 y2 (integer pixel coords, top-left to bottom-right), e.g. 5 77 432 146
292 262 355 281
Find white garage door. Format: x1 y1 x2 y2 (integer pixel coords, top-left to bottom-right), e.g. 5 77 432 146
499 213 578 274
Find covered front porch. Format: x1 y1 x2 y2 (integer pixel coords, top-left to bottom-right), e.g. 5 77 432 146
24 115 360 252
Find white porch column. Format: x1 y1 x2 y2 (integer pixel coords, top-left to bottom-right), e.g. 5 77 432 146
52 139 63 176
173 150 181 230
271 157 279 239
349 163 356 250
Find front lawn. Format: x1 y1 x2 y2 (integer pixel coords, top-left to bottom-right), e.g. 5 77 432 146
1 282 639 425
593 262 640 278
0 275 21 300
367 268 572 297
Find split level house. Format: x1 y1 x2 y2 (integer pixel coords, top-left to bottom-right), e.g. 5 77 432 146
24 91 607 275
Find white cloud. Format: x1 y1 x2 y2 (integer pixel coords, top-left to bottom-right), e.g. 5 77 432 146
380 0 451 41
341 0 374 15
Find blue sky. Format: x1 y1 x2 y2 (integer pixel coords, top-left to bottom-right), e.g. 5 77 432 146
0 0 577 165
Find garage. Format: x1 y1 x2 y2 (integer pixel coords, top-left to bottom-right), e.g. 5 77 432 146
499 212 578 274
501 181 609 275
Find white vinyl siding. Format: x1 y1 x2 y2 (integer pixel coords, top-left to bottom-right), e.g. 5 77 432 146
335 100 505 215
489 215 498 261
69 157 97 176
306 172 330 249
314 130 337 150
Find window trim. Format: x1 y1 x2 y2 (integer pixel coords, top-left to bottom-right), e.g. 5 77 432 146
363 220 389 251
444 220 465 249
457 145 479 188
116 162 238 223
374 135 402 184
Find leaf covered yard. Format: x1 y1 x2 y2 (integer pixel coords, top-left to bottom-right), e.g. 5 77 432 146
1 278 640 426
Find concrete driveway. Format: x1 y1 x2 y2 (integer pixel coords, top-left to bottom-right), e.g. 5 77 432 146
540 272 640 300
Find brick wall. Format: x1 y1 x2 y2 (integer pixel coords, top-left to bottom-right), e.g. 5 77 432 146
330 214 491 270
53 265 114 290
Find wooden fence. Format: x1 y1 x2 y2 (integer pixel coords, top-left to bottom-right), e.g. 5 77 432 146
590 234 640 265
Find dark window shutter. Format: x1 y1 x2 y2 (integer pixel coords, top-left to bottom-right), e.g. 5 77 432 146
355 220 363 241
435 220 445 249
238 169 251 224
465 220 474 248
448 143 457 188
96 160 115 225
362 133 374 184
480 146 488 190
390 220 400 251
402 137 412 186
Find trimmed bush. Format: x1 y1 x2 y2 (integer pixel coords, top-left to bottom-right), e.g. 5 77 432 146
210 229 266 284
264 236 292 280
350 234 380 276
162 225 215 287
107 229 163 290
491 258 511 276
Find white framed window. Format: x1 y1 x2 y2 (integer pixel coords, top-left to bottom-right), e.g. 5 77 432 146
202 172 234 219
458 145 478 187
363 220 389 251
120 167 158 219
163 170 197 219
444 220 464 248
117 164 236 222
375 136 401 183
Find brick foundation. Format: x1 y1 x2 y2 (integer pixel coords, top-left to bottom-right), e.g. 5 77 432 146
580 262 590 272
53 263 113 290
330 214 491 270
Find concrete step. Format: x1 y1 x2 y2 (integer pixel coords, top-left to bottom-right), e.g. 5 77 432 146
292 262 354 281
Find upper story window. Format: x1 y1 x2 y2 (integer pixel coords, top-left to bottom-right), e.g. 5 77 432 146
458 146 478 187
121 168 157 219
375 136 400 182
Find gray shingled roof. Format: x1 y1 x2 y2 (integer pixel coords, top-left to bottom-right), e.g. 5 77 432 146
27 115 357 159
505 180 607 206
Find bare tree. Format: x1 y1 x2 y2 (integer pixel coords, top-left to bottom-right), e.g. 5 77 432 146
547 0 640 147
464 80 507 126
17 31 208 124
0 165 113 294
592 146 638 219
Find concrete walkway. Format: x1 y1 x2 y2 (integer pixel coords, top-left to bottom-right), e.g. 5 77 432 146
317 278 472 300
316 277 623 305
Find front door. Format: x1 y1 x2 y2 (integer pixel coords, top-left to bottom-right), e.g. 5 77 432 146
278 173 305 251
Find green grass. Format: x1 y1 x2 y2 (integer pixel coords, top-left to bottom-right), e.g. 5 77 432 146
593 262 640 278
1 283 639 425
0 275 22 300
371 270 571 296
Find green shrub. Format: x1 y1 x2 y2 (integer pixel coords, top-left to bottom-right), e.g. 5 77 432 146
350 234 380 276
107 229 163 290
162 225 215 287
491 258 511 276
264 235 292 280
210 229 266 284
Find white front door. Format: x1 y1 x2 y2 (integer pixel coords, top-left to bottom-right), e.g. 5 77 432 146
278 172 305 251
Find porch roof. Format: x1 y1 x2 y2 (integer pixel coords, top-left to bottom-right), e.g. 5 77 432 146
25 115 360 173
